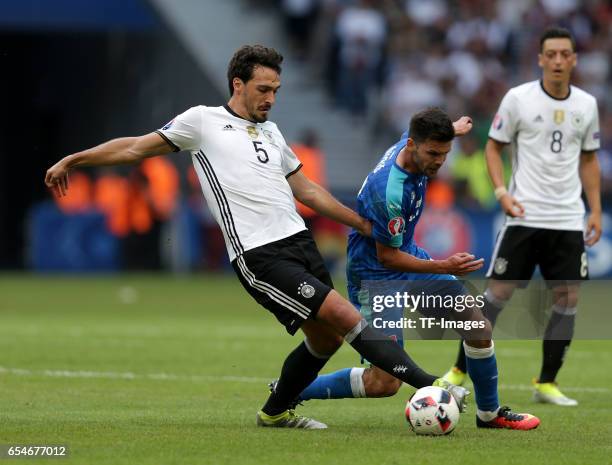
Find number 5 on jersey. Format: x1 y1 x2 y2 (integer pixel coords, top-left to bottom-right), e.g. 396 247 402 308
252 141 269 163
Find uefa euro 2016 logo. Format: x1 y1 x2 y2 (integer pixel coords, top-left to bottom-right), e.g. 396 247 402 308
388 217 405 236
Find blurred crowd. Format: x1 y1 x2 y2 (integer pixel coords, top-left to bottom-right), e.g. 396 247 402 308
272 0 612 208
52 159 182 270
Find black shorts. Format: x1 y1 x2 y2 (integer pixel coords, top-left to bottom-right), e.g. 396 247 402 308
486 225 588 285
232 230 334 335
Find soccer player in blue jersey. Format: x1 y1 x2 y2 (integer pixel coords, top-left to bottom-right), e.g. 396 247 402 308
295 108 540 429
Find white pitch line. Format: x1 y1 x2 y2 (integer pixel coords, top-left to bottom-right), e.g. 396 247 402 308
0 366 609 393
0 366 268 384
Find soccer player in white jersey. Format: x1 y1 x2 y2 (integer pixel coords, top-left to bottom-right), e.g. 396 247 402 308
443 27 602 406
45 45 469 429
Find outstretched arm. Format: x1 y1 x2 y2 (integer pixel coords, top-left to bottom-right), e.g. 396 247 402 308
287 170 371 236
45 132 175 196
376 242 483 275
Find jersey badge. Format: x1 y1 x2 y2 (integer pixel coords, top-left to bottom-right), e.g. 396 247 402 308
570 111 583 128
388 216 405 236
247 126 259 139
494 257 508 275
553 110 565 125
492 113 503 130
298 282 316 299
263 130 275 142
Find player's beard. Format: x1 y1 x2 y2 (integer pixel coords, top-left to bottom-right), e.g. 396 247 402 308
249 107 268 123
253 113 268 123
244 96 269 122
415 156 437 177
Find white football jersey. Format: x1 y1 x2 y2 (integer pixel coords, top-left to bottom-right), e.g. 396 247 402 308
157 105 306 261
489 80 600 230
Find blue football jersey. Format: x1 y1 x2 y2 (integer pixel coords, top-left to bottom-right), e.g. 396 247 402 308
346 133 467 344
347 132 431 293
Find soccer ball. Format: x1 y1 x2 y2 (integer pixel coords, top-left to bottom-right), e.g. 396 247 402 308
405 386 460 435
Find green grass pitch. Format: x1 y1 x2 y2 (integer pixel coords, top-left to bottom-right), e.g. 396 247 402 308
1 274 611 464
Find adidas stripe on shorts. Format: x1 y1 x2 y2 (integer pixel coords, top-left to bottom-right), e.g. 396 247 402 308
232 230 334 335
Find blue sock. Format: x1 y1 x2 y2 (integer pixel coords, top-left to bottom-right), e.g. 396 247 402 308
299 367 365 400
463 342 499 414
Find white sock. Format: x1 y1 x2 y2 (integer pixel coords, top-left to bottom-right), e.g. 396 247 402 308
463 340 495 359
349 367 366 398
477 407 500 422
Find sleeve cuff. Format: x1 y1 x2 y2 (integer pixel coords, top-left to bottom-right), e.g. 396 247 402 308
285 163 303 179
488 135 511 144
373 235 400 249
155 130 181 153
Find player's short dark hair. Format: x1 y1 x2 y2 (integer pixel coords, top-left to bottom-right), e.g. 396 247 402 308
540 27 576 52
409 108 454 144
227 45 283 96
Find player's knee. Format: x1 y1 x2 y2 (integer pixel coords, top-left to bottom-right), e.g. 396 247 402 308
464 322 493 349
480 318 493 339
461 317 492 342
487 278 517 301
364 370 402 397
488 286 513 303
317 290 362 335
553 287 579 309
